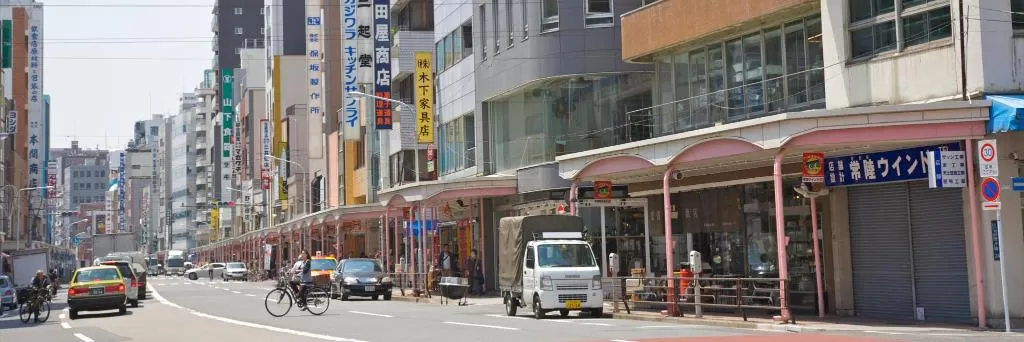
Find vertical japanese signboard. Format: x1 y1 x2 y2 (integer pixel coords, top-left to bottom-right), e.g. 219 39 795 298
307 0 323 117
26 6 44 204
356 1 373 82
210 208 220 242
118 152 126 232
221 68 235 213
372 0 392 129
414 52 434 144
261 119 272 190
233 121 242 176
2 19 12 100
341 0 362 141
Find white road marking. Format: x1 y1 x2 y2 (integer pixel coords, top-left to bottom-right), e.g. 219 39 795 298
245 294 256 297
73 333 95 342
169 283 178 286
580 322 614 327
546 319 574 323
223 288 232 291
61 322 72 329
59 313 66 319
231 291 242 294
863 331 989 337
610 340 638 342
348 311 392 318
443 321 519 330
485 314 528 320
638 325 677 328
149 285 367 342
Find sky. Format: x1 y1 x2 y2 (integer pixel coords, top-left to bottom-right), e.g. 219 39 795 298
44 1 214 149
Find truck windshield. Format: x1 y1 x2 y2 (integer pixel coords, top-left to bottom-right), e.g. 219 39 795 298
166 258 185 268
537 244 597 268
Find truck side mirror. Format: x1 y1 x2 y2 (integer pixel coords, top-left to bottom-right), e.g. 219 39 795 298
525 248 535 269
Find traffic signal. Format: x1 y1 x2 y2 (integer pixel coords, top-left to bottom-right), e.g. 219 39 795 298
217 201 235 207
60 211 75 217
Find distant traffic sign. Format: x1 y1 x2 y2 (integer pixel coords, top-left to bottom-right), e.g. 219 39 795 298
981 177 1001 202
1012 177 1024 192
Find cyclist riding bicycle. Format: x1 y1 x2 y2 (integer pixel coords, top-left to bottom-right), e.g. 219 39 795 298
288 251 312 311
28 270 50 322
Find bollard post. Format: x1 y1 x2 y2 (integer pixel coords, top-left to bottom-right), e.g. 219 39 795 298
694 276 703 318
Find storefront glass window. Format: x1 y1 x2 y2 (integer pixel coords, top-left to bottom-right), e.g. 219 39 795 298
652 15 824 137
664 178 823 309
486 73 653 172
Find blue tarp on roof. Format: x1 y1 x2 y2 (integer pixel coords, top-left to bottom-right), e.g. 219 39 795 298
985 95 1024 133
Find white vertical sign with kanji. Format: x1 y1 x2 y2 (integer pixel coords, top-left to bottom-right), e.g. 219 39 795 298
977 140 999 178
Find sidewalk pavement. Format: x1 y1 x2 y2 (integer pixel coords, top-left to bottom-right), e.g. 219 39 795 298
610 309 1012 335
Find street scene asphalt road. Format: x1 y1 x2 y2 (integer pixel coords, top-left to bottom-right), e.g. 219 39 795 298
1 276 1022 342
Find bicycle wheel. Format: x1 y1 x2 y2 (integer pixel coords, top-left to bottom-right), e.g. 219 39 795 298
305 287 330 316
18 303 31 323
264 288 293 317
35 300 51 323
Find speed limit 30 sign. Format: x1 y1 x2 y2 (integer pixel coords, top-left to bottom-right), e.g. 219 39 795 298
978 140 999 178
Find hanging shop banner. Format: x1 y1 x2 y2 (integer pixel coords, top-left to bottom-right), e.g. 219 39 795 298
414 52 434 144
279 141 289 209
1 19 11 68
801 152 825 183
261 119 272 189
26 6 44 201
306 0 323 116
118 152 127 232
372 0 393 129
210 208 220 242
104 191 114 234
341 0 362 141
824 142 961 187
356 0 373 82
233 122 243 176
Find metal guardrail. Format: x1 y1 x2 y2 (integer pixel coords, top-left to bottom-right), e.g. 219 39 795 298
602 276 792 323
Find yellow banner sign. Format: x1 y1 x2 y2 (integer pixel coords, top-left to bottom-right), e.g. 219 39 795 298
414 52 434 144
210 208 220 242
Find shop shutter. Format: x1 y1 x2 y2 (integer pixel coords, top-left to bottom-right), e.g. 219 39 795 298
908 182 972 323
848 183 915 320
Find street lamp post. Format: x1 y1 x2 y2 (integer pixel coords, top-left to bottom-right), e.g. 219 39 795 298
13 186 54 250
264 155 312 218
66 219 88 249
349 91 421 184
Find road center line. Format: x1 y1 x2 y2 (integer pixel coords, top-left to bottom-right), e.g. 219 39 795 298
443 321 519 330
231 291 242 294
348 311 393 318
61 322 72 329
73 333 95 342
149 285 368 342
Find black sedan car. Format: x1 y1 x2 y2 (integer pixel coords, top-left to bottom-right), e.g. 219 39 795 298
333 258 392 301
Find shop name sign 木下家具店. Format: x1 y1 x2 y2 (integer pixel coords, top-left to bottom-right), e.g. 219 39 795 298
823 142 962 187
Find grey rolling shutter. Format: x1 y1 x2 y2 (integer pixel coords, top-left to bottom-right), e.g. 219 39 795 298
848 183 915 320
908 182 972 323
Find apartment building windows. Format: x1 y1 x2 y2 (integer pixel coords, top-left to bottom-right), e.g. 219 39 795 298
234 7 243 15
521 0 529 40
506 0 515 46
435 21 473 72
848 0 950 60
438 114 476 175
234 27 244 35
652 15 824 136
480 5 488 60
1013 0 1024 30
541 0 559 32
585 0 613 27
492 0 500 53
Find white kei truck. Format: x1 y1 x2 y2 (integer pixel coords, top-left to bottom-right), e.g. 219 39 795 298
498 215 604 319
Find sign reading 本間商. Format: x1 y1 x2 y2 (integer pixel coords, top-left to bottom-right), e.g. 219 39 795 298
823 142 962 187
372 0 392 129
27 6 45 210
307 0 324 118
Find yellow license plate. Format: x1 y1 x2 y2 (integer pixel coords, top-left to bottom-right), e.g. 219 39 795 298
565 300 582 309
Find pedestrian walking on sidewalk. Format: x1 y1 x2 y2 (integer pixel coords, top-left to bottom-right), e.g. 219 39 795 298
468 249 483 296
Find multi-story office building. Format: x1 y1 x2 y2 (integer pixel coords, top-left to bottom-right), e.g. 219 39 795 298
194 70 217 227
386 0 435 187
212 0 265 108
51 142 109 235
168 97 198 250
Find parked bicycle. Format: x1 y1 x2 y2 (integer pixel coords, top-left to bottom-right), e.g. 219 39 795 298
19 288 51 323
264 276 329 317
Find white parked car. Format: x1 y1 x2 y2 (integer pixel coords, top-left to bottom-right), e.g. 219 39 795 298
222 262 247 281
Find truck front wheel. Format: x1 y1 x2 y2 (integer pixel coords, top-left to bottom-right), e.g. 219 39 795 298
532 294 545 319
504 296 518 316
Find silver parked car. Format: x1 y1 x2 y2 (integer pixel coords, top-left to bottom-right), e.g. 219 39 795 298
222 262 247 281
0 275 16 311
185 263 225 280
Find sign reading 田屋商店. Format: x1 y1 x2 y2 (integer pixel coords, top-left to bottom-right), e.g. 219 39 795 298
372 0 392 129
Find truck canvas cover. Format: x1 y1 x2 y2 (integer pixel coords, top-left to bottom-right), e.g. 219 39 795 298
498 215 585 290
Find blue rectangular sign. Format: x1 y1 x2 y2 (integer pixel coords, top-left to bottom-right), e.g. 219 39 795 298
1012 177 1024 192
824 142 962 187
992 220 1000 261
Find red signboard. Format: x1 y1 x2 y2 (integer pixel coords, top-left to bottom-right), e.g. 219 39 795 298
594 181 613 199
801 152 825 183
